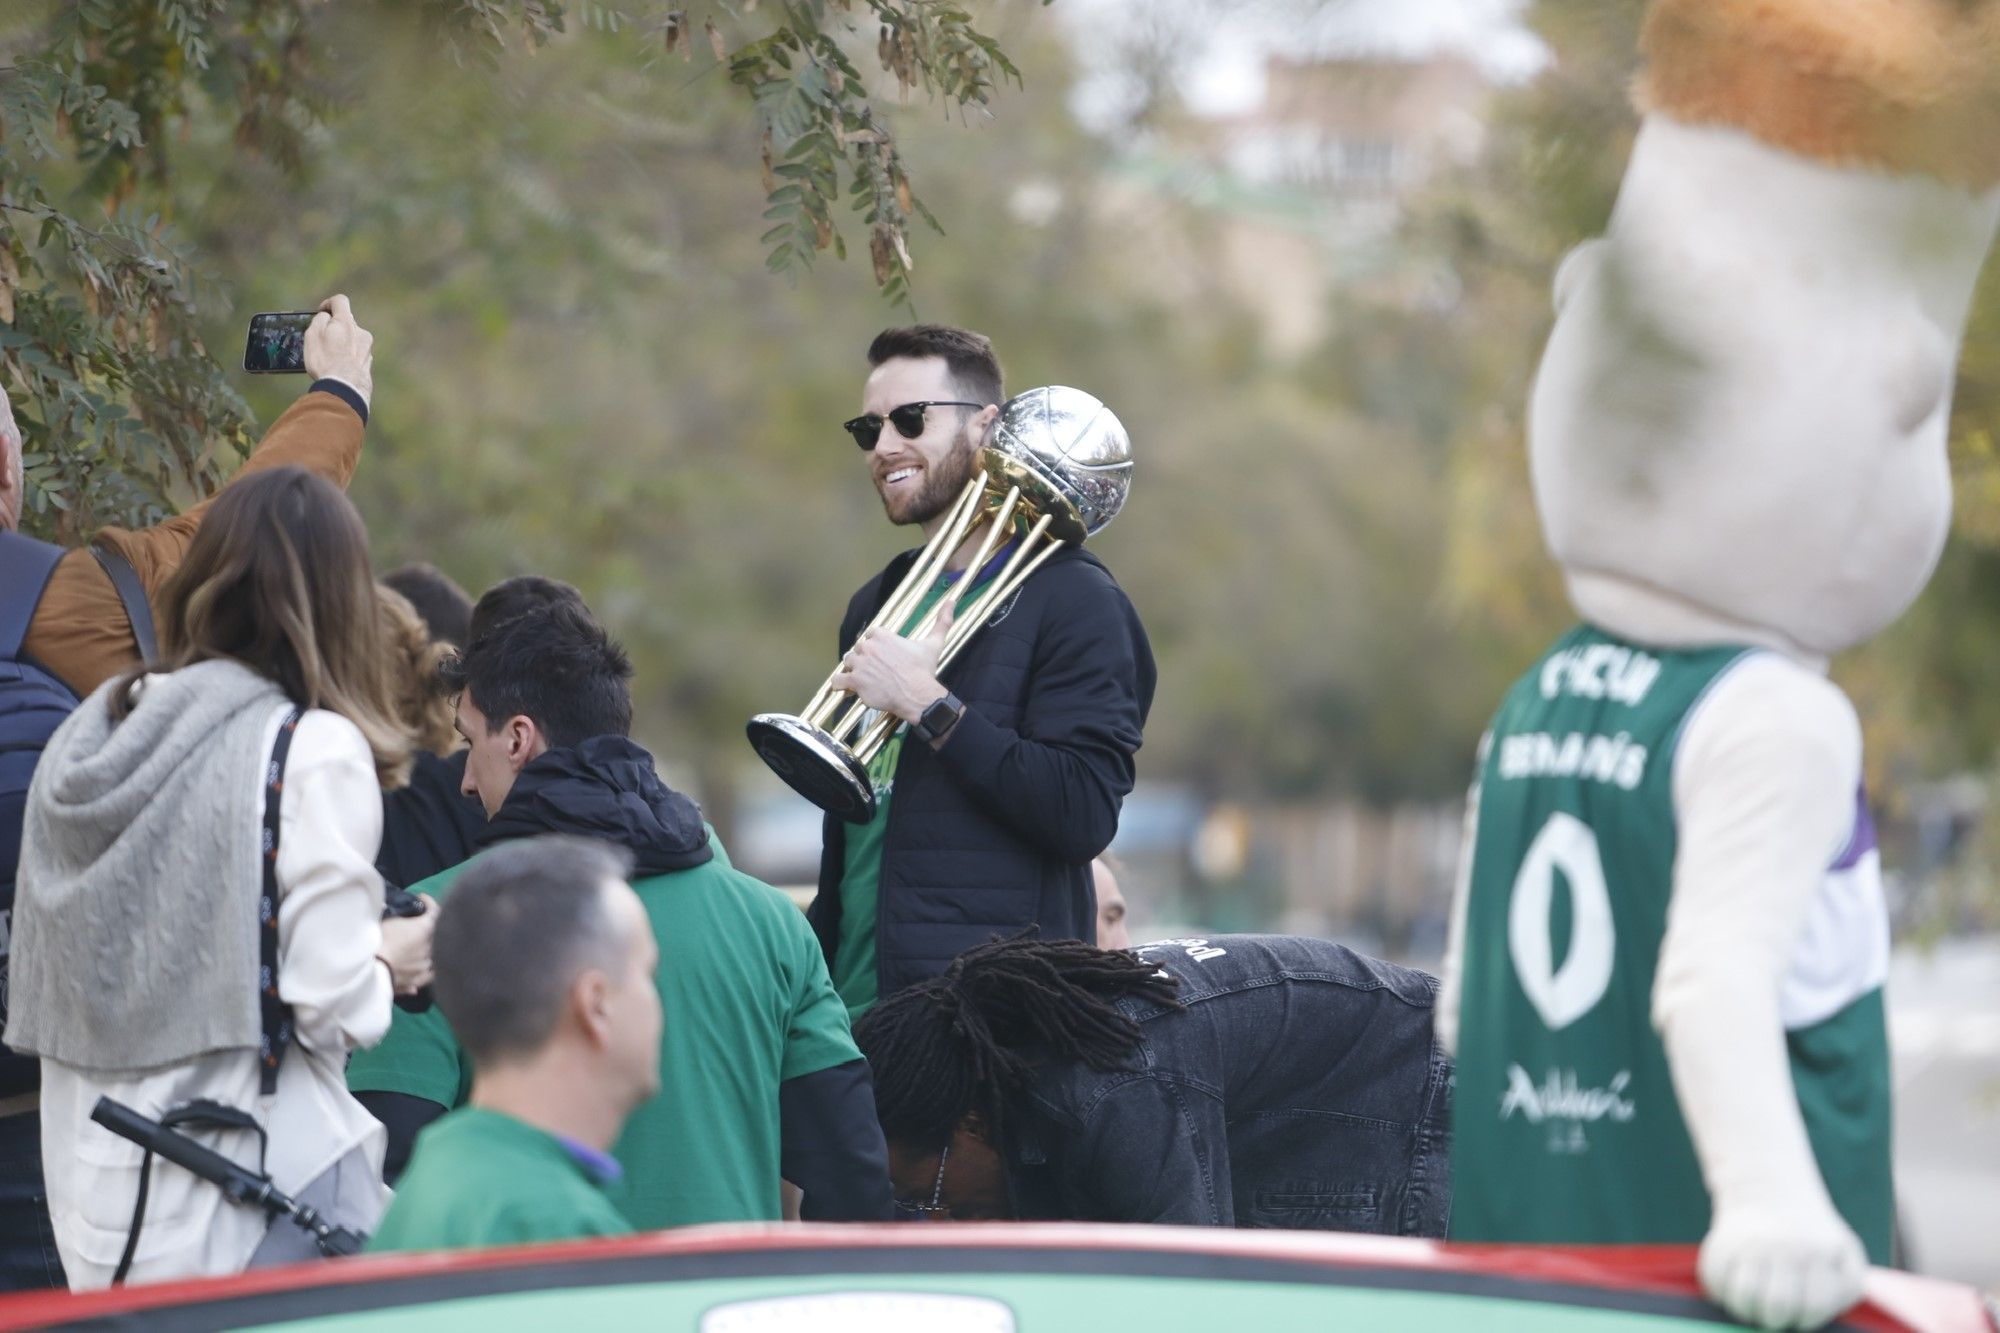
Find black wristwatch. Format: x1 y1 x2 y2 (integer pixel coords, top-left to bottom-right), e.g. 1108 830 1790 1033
912 692 967 744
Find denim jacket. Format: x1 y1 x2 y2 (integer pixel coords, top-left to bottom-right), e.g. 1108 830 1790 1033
1002 934 1452 1235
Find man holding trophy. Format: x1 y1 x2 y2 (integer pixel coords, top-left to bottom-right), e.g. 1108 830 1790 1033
758 324 1153 1020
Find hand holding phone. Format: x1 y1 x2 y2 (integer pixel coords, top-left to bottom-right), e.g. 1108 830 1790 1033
303 295 373 405
243 311 316 374
242 297 373 408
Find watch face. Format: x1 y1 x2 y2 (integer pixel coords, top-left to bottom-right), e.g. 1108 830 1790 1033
920 695 962 738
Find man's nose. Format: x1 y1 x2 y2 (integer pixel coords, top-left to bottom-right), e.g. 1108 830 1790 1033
460 766 478 798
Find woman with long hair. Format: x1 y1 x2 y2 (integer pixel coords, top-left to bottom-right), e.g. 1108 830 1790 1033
7 465 435 1288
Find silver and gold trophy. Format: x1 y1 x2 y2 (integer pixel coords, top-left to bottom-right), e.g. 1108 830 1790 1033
746 385 1133 822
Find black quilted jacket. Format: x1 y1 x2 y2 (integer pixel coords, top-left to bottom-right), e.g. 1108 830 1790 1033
808 544 1154 999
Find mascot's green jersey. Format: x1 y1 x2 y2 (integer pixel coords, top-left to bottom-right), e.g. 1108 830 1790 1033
1450 624 1893 1261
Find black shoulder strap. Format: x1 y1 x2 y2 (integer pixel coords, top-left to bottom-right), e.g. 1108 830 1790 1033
0 530 67 660
90 541 158 665
258 709 303 1097
111 1099 271 1286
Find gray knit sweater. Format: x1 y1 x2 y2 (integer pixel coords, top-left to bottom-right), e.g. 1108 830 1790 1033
7 659 288 1073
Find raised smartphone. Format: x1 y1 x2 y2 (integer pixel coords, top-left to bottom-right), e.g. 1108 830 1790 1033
243 311 317 374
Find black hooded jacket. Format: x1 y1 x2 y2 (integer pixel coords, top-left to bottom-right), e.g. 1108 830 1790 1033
358 736 892 1221
810 545 1154 998
475 736 714 874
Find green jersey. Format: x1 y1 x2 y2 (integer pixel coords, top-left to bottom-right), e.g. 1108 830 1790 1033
830 561 998 1020
349 845 861 1230
368 1107 631 1254
1451 624 1893 1260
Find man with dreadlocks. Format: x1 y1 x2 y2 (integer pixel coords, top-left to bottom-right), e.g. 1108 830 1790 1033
852 934 1451 1231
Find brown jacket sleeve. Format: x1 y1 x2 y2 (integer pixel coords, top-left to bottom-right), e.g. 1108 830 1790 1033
22 389 365 698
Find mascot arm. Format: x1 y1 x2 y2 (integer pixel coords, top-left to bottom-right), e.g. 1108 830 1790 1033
1657 654 1865 1330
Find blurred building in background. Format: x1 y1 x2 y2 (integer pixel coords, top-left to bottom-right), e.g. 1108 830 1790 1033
1217 54 1489 210
1095 49 1498 353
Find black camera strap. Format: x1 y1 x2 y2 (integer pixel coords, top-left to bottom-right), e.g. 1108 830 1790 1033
110 708 302 1285
110 1101 268 1286
258 708 303 1095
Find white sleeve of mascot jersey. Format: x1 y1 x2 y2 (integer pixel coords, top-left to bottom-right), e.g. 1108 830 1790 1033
1660 654 1867 1332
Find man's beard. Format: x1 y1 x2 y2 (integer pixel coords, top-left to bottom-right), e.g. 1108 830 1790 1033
887 428 981 527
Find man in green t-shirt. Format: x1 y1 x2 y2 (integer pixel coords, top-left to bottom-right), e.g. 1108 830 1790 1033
371 837 655 1253
349 597 892 1226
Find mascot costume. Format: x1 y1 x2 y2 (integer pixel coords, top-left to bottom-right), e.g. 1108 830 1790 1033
1440 1 2000 1328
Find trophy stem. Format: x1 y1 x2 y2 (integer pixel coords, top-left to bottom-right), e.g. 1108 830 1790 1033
798 476 984 725
803 691 851 732
852 715 896 764
941 514 1059 666
904 485 1021 645
827 694 874 746
842 503 1013 760
870 475 987 640
958 484 1022 588
850 513 1065 763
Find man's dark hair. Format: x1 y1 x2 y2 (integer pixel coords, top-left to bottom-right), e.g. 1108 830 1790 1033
382 562 474 648
433 836 637 1065
867 325 1005 409
467 575 587 648
851 935 1181 1152
441 599 633 747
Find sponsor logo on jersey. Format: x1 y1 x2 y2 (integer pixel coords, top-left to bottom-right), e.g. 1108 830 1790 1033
1499 1063 1636 1155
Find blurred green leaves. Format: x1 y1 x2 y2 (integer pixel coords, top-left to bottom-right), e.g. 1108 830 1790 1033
0 0 1033 536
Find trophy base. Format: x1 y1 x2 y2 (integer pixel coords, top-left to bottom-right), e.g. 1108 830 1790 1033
746 713 878 824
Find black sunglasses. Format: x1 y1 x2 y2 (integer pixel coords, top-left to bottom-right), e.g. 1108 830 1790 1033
843 400 983 451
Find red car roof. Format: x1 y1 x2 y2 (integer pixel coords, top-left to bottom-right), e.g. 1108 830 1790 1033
0 1224 1987 1332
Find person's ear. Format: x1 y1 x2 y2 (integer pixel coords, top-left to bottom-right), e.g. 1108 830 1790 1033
504 714 544 770
974 403 1000 441
573 969 613 1049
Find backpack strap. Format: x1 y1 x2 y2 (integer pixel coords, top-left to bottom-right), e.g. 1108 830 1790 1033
90 541 158 666
258 709 303 1096
0 531 67 661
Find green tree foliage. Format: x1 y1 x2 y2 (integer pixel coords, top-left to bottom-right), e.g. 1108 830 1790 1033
177 5 1499 815
0 0 1036 537
27 0 1994 835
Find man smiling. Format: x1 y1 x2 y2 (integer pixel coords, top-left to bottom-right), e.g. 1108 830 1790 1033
815 324 1155 1019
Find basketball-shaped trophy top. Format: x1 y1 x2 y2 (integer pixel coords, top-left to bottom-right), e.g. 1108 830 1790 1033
984 385 1132 543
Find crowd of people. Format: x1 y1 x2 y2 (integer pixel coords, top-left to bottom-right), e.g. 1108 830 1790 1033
6 4 1985 1329
0 300 1453 1294
0 272 1933 1333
